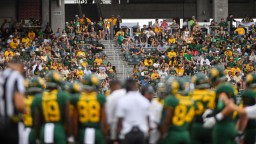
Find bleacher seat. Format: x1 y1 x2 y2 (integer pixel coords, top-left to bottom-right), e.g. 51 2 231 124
127 58 134 65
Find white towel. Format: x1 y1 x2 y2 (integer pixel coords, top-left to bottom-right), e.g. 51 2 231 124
44 123 54 143
84 128 95 144
23 127 31 144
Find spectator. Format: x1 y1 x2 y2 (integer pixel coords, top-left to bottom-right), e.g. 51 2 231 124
151 69 160 80
234 25 245 38
234 72 242 84
176 64 184 77
97 69 108 80
227 14 236 31
159 67 168 79
219 18 228 31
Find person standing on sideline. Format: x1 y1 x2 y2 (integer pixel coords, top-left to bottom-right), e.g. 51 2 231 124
116 79 150 144
0 58 26 143
106 80 126 144
143 83 165 144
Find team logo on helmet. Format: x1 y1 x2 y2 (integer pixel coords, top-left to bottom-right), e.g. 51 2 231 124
73 82 81 92
246 74 253 83
91 75 99 85
211 68 219 77
53 72 61 82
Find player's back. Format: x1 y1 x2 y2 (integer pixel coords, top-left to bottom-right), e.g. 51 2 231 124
166 94 195 131
75 91 106 128
190 89 215 123
35 89 69 124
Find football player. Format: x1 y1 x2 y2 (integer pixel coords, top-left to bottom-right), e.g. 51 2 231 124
71 75 108 144
31 71 72 144
189 73 215 144
228 73 256 144
23 77 45 144
160 77 195 144
65 81 83 143
203 67 232 128
207 82 238 144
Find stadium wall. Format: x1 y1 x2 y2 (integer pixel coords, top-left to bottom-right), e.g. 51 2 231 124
65 3 255 21
0 0 17 23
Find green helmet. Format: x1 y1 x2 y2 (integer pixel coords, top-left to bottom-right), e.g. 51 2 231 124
192 73 210 89
81 74 99 90
66 81 83 94
165 77 186 95
246 72 256 88
216 83 235 98
27 76 46 94
241 90 256 106
208 66 226 86
45 71 63 89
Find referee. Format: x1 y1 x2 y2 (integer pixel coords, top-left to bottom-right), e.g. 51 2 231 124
0 58 26 143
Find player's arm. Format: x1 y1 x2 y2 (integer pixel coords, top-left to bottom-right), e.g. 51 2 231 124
229 102 256 119
34 106 42 140
14 92 25 112
218 92 234 117
30 96 41 140
160 106 172 139
64 94 74 143
64 102 72 135
203 92 233 128
14 76 26 112
101 104 109 136
236 113 248 133
72 107 78 140
70 95 78 141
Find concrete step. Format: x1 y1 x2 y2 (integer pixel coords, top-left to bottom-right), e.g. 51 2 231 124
102 41 133 80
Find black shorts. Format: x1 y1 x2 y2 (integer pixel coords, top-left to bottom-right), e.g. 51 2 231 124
0 121 18 144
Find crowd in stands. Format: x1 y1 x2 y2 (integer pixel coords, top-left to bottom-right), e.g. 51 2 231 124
115 14 256 89
0 15 121 93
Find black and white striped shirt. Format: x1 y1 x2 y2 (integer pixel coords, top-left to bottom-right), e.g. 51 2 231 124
0 69 25 118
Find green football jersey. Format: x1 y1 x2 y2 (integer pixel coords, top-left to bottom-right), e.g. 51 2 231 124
215 83 236 123
24 95 34 127
70 91 106 128
31 90 69 124
164 94 195 131
189 89 216 123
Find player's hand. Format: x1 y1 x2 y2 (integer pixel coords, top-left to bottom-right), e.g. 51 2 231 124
202 109 214 120
203 117 216 128
67 136 75 144
234 131 244 144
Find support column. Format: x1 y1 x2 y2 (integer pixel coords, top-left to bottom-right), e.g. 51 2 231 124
51 0 65 32
197 0 210 22
254 0 256 17
213 0 228 23
42 0 50 30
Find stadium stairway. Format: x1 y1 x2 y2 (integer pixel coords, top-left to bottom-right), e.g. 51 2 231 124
100 40 133 80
